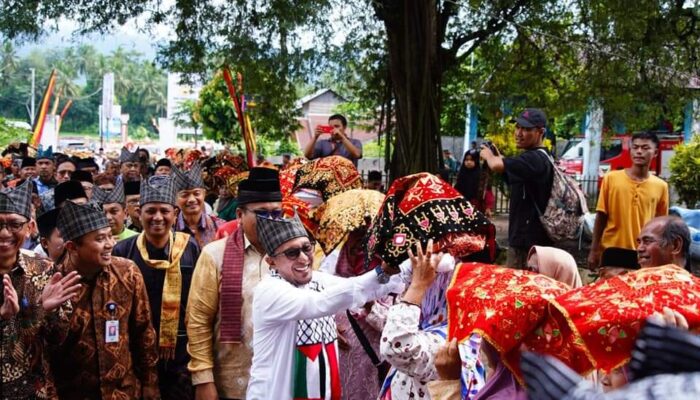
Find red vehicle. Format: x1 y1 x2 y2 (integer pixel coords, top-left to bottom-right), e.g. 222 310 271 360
558 132 684 180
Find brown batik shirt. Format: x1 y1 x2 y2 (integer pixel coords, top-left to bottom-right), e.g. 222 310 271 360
50 256 160 400
0 250 67 400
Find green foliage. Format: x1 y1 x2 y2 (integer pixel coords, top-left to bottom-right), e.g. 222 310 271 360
0 43 166 137
195 72 239 145
276 137 301 156
0 118 32 147
669 135 700 208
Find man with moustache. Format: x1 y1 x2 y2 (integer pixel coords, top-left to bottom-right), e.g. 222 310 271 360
186 167 282 400
113 176 200 399
120 146 143 183
0 180 81 399
125 180 144 233
34 146 57 195
50 201 159 399
173 162 223 248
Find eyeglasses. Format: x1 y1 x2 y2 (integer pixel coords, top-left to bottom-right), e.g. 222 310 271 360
272 242 315 261
246 208 284 220
0 220 28 233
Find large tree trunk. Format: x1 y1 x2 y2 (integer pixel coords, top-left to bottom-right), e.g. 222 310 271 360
376 1 443 180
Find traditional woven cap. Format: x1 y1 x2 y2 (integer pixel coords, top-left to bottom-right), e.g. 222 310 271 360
21 157 36 169
36 146 54 161
57 200 110 242
119 147 140 163
37 208 60 238
92 182 124 205
0 179 33 218
238 167 282 206
256 212 308 256
54 180 87 208
172 162 205 191
140 175 176 206
124 180 141 196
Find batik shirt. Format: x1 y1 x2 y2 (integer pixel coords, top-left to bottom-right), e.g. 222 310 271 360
0 251 67 400
175 212 223 249
50 256 160 400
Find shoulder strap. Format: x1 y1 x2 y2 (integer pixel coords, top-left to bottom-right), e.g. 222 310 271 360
346 310 383 367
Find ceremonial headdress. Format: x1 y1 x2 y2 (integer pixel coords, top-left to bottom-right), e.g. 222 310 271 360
293 156 362 201
92 182 124 205
57 200 110 242
54 181 88 208
0 179 33 218
21 157 36 169
237 167 282 206
172 162 205 191
124 180 141 197
256 212 308 256
37 208 60 238
140 175 177 206
363 173 490 269
36 146 54 161
119 147 140 163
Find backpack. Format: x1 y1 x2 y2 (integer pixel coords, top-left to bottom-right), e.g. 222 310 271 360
532 149 589 242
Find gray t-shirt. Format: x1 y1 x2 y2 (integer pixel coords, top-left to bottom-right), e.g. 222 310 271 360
312 138 363 166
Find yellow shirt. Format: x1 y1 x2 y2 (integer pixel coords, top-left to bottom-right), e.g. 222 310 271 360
186 235 269 399
596 170 669 250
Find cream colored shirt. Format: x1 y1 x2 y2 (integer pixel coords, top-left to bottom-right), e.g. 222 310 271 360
186 235 269 399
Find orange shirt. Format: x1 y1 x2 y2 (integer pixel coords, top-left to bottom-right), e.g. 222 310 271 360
596 170 669 250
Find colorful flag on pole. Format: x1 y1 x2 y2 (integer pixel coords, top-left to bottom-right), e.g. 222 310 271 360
30 69 57 147
222 67 256 166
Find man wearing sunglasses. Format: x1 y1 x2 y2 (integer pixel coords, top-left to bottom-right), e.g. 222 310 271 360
187 167 283 400
247 212 403 400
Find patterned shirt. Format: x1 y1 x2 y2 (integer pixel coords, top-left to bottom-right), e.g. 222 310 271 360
176 212 223 249
50 256 160 400
0 251 65 400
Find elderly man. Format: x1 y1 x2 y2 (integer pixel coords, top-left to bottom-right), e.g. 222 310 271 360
637 216 690 270
173 162 223 248
113 176 200 399
120 146 142 183
125 180 143 232
50 201 160 399
155 158 173 176
0 180 81 399
186 167 282 400
247 212 402 399
93 183 138 242
19 156 37 181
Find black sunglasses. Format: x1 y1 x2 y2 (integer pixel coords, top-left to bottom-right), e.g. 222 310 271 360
273 242 315 261
246 208 284 220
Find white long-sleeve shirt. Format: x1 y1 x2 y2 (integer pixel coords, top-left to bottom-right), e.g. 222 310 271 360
247 270 403 399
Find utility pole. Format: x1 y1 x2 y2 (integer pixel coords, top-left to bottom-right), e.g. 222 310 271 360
29 68 36 125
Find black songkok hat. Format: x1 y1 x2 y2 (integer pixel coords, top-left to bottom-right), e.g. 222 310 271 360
92 182 124 205
256 212 308 256
119 147 140 163
54 181 87 208
37 208 60 238
237 167 282 206
76 157 99 171
173 162 205 191
21 157 36 169
601 247 640 270
140 175 177 206
0 179 33 219
156 158 172 169
71 170 94 184
124 180 141 196
56 201 110 242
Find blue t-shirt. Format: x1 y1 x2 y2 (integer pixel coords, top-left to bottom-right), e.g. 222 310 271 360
312 138 363 166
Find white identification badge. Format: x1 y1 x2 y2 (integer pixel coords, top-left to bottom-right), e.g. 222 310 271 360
105 320 119 343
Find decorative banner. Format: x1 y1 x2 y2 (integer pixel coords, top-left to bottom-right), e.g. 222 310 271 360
30 69 57 146
222 68 256 167
56 99 73 135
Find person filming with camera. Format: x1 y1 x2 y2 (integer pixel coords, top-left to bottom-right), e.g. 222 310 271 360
303 114 363 166
479 108 554 269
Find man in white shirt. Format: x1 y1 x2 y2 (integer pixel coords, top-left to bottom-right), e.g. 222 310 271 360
247 213 402 400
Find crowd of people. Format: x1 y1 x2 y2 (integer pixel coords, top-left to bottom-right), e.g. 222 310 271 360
0 109 698 400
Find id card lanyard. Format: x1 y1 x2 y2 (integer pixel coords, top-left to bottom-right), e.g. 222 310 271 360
105 301 119 344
